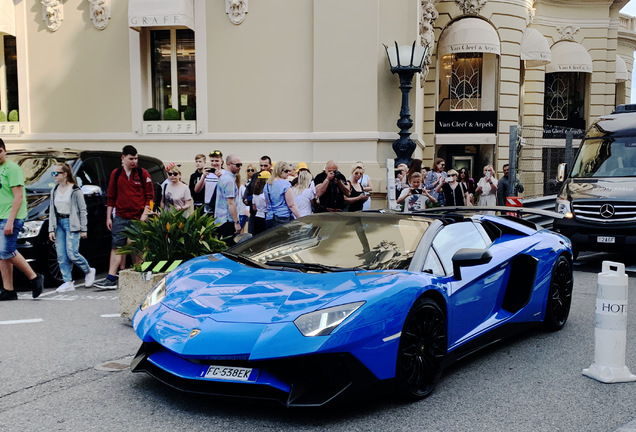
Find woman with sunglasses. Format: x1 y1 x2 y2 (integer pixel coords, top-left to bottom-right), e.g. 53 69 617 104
457 167 476 205
425 158 447 204
161 163 193 216
48 163 96 292
435 169 467 207
475 164 498 213
264 161 301 229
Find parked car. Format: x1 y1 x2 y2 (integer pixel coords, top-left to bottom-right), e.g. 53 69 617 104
131 209 573 406
554 105 636 258
11 149 167 285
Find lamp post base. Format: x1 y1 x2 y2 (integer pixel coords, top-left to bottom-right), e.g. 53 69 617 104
392 138 416 167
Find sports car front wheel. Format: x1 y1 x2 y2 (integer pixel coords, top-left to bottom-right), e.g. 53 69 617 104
544 254 573 331
395 298 447 400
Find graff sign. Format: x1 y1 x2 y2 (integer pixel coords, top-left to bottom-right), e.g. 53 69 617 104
435 111 497 134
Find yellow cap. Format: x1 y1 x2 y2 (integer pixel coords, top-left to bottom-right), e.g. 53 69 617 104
297 162 308 170
258 171 271 179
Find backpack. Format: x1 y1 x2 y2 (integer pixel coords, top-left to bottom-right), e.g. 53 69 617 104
114 165 144 187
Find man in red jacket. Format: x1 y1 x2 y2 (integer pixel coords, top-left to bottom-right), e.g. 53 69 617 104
95 145 154 289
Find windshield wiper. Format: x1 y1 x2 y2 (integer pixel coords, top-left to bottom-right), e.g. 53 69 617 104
265 260 360 273
221 251 270 269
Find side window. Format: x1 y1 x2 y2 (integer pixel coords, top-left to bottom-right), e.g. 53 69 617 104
423 249 445 275
75 158 104 189
431 222 489 275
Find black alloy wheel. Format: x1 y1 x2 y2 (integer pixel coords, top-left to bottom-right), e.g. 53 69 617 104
544 254 573 331
47 242 68 284
395 298 447 399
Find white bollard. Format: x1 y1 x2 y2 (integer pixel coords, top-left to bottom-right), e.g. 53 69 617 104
583 261 636 383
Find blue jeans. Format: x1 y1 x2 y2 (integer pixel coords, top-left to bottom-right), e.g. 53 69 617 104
56 218 90 282
0 218 24 259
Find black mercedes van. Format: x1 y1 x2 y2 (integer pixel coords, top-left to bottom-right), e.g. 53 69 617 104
10 149 166 284
553 105 636 257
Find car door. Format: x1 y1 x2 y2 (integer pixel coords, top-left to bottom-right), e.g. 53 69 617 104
427 221 510 349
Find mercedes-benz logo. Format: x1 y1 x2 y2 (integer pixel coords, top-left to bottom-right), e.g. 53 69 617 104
600 204 615 219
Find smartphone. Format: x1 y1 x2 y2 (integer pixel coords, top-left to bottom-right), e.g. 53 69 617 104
485 171 491 179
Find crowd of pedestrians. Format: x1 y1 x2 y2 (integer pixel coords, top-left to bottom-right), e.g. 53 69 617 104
0 139 526 300
396 157 523 212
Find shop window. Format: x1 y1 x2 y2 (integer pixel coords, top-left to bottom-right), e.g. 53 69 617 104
1 35 18 118
544 72 586 132
439 53 482 111
150 29 196 118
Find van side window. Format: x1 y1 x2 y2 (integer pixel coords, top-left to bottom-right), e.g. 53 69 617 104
75 158 104 189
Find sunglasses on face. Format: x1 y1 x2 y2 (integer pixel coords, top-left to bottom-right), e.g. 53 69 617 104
449 174 457 177
168 172 179 176
247 169 255 173
283 169 291 173
51 171 62 177
230 163 243 168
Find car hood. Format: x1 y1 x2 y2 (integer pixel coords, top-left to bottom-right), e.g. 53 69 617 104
159 255 383 324
560 177 636 201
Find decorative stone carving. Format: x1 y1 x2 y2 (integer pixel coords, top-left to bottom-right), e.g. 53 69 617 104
455 0 487 15
226 0 248 25
419 0 439 86
557 25 579 41
42 0 63 32
89 0 111 30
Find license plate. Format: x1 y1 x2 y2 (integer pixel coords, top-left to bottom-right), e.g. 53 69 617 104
597 236 615 244
203 365 256 382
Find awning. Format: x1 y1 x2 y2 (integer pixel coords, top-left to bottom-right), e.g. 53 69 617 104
129 0 194 30
616 54 628 82
546 41 593 74
0 0 15 36
520 28 551 67
438 18 500 57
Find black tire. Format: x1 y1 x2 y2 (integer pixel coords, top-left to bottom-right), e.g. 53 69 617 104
544 254 573 331
46 242 69 284
395 298 447 399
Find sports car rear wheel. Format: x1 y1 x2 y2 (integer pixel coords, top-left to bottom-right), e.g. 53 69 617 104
544 254 573 331
395 298 447 400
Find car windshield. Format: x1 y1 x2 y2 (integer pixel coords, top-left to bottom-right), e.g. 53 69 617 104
230 214 431 271
570 137 636 178
7 154 77 191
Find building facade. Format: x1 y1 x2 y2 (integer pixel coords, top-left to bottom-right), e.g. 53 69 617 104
0 0 634 198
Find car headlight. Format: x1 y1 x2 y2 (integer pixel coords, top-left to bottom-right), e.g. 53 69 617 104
140 278 167 311
556 199 573 219
18 221 44 239
294 301 365 337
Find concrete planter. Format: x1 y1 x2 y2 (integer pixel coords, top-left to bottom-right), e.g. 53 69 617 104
118 269 167 324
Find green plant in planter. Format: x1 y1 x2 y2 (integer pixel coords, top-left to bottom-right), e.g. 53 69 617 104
163 108 180 121
143 108 160 121
118 207 227 264
0 111 6 122
8 110 18 122
184 107 196 121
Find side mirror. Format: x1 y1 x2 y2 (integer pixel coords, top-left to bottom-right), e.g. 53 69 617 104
81 185 103 196
556 163 567 183
452 248 493 280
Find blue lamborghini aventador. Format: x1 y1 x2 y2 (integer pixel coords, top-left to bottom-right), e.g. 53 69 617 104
131 210 573 406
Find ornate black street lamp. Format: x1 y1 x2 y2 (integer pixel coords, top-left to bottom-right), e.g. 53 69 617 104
384 41 429 167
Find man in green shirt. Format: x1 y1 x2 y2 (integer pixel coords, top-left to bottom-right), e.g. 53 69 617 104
0 139 44 301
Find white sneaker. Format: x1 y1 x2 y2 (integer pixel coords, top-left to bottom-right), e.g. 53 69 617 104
56 281 75 292
85 268 96 287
